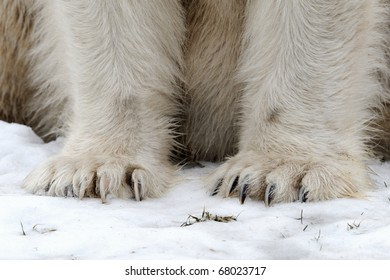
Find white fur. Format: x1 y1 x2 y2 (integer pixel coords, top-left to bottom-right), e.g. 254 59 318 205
1 0 390 204
22 0 185 200
208 0 390 203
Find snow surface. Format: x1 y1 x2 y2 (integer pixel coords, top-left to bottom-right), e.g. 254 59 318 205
1 120 390 260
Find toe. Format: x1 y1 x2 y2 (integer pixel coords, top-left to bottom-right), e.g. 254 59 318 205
132 169 147 201
239 182 249 204
298 187 309 202
264 183 276 207
211 178 223 196
228 176 239 196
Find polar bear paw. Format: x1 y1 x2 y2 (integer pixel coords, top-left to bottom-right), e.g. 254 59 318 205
23 155 173 202
208 151 370 206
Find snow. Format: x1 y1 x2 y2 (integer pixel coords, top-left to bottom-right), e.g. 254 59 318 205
1 120 390 260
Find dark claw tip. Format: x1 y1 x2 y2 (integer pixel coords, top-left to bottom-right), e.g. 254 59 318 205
229 176 239 196
265 183 276 207
211 178 223 196
136 181 143 201
239 183 249 204
298 187 309 203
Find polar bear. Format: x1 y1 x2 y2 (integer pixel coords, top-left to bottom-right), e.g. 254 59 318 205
1 0 390 205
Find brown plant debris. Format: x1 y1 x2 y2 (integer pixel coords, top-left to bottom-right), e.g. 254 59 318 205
181 208 238 227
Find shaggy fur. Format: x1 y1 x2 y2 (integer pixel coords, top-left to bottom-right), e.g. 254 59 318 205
182 0 246 161
0 0 34 126
1 0 390 205
208 0 390 204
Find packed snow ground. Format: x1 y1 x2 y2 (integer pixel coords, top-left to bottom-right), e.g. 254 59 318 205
1 120 390 260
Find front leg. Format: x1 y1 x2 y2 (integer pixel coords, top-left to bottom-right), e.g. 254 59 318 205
211 0 387 205
23 0 185 201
